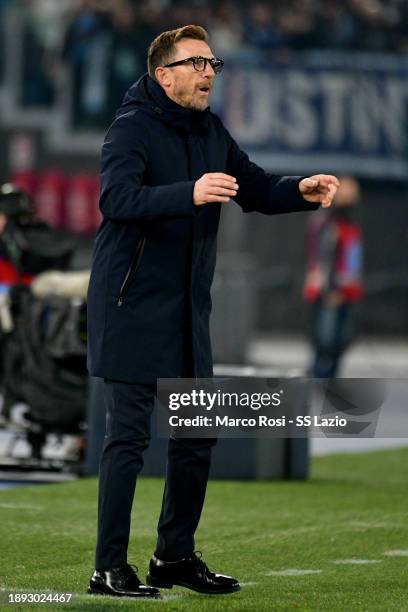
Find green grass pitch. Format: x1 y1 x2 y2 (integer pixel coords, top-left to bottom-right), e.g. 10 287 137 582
1 448 407 611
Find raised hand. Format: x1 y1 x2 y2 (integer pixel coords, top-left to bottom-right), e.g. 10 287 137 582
299 175 340 208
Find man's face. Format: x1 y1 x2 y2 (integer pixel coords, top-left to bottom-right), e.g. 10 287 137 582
161 39 216 111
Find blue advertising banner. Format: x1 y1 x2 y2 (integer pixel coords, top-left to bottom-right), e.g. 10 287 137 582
211 53 408 179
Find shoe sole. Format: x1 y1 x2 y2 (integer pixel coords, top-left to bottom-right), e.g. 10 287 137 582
146 575 241 595
87 586 161 599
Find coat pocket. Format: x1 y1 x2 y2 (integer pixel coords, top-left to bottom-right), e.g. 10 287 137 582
117 236 146 307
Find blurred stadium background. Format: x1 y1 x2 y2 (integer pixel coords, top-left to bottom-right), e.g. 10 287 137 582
0 0 407 470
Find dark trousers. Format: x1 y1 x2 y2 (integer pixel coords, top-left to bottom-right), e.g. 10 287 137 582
95 379 217 570
311 300 353 378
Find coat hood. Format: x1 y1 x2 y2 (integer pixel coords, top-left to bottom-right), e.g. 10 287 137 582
117 72 211 133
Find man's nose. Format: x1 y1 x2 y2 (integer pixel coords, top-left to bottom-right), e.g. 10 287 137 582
203 61 215 77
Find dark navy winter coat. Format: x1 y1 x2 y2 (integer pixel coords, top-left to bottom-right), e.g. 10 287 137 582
87 73 317 384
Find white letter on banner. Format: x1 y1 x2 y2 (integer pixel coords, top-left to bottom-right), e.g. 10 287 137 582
351 77 405 153
377 79 406 153
352 77 381 150
226 70 276 145
283 71 317 148
319 73 351 146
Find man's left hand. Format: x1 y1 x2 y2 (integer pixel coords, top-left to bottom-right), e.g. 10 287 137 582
299 175 340 208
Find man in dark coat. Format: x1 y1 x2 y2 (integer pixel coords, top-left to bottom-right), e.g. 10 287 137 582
87 25 340 599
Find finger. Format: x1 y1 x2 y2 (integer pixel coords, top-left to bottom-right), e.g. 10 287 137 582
208 187 238 197
206 195 230 203
300 178 319 192
313 183 334 197
209 178 239 190
329 175 341 187
321 185 336 203
314 174 340 188
303 194 321 203
207 173 237 183
328 185 337 199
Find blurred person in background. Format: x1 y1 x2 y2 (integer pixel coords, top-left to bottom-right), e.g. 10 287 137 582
105 0 148 119
391 0 408 51
243 2 283 51
348 0 391 51
314 0 360 51
19 0 73 107
62 0 112 127
62 0 158 127
303 177 363 378
278 0 318 51
207 1 243 54
0 0 9 84
86 23 339 599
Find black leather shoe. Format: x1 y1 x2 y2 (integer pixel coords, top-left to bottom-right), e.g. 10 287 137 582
88 562 161 598
146 551 240 595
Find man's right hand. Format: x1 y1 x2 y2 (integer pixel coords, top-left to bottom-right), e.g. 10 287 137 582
193 173 239 206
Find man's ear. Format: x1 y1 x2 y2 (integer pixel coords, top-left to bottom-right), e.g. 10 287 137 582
155 67 172 88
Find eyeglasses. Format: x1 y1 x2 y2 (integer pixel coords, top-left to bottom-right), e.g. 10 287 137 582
163 56 224 74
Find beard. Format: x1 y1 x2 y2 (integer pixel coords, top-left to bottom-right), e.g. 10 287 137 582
173 84 209 111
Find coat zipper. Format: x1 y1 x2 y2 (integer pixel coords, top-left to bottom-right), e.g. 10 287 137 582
117 236 146 307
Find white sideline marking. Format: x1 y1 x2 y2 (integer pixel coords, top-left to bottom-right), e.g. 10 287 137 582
264 569 322 576
242 526 318 544
383 550 408 557
240 582 258 586
349 521 404 529
332 559 382 565
0 503 44 510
